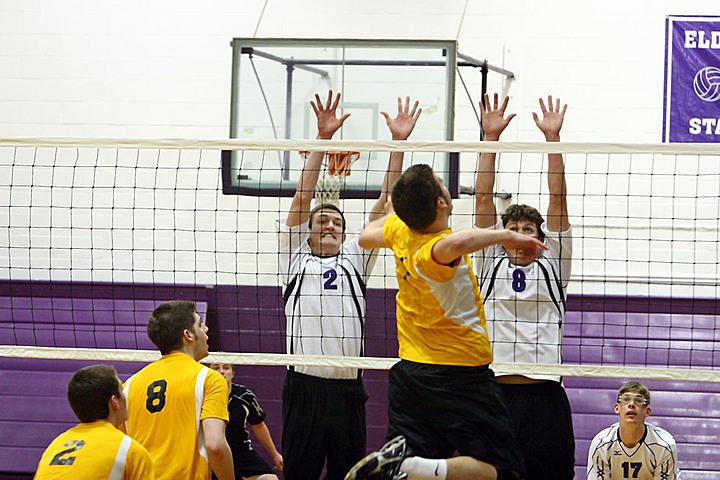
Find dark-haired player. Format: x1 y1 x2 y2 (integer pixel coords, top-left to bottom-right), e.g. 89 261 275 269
474 93 574 480
278 90 421 480
35 364 155 480
123 300 234 480
352 163 546 480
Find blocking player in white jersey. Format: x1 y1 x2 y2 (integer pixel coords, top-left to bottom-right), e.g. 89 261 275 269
474 93 574 480
588 381 681 480
277 90 421 480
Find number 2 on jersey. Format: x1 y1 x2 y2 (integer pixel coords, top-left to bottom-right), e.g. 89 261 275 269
323 269 338 290
50 440 85 466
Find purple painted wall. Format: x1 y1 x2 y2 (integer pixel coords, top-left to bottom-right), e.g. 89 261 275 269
1 281 719 478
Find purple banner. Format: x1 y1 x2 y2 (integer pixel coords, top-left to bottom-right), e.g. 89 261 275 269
663 16 720 143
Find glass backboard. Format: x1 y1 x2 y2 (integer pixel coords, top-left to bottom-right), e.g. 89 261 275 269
223 39 457 198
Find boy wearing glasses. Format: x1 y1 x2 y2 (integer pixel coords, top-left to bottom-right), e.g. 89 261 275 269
587 381 681 480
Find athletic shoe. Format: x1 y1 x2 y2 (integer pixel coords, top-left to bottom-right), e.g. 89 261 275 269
344 435 408 480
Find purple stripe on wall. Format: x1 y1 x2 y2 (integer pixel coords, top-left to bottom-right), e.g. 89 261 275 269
1 280 719 476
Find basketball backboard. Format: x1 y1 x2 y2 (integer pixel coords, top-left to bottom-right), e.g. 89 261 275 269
223 39 458 198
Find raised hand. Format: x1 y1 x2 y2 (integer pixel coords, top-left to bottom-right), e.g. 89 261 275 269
501 230 548 258
381 96 422 140
480 92 516 141
311 90 351 140
532 95 567 142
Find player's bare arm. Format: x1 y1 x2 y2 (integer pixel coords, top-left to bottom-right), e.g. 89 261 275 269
358 215 389 250
533 95 570 232
286 90 350 228
475 92 515 228
369 96 422 221
251 422 284 471
432 228 547 266
203 417 235 480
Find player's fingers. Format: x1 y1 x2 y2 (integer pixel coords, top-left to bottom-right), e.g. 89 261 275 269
409 100 420 117
538 97 548 115
479 92 490 113
493 92 499 110
413 106 422 120
500 95 510 112
330 91 341 110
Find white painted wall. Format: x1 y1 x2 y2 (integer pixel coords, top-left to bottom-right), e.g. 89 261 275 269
1 1 719 298
5 1 720 140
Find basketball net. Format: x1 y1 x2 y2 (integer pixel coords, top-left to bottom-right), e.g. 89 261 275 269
301 151 360 207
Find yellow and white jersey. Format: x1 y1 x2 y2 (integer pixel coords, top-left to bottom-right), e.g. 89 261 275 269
35 421 154 480
383 215 493 366
123 352 229 480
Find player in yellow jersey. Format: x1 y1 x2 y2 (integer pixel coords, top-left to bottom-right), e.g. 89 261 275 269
35 364 154 480
348 164 546 480
123 300 234 480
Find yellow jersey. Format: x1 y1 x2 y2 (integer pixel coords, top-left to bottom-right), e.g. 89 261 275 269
383 215 493 366
34 420 154 480
123 352 229 480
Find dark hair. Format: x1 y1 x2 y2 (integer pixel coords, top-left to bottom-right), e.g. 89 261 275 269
147 300 197 355
67 364 120 423
618 381 651 406
501 204 545 239
308 203 346 233
391 164 444 230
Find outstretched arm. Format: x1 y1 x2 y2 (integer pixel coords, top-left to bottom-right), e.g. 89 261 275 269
432 227 547 266
533 95 570 232
368 96 421 222
250 422 284 472
475 92 516 228
285 90 350 228
359 196 394 250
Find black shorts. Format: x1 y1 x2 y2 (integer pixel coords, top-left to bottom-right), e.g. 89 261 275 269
387 360 525 475
213 449 274 479
500 381 575 480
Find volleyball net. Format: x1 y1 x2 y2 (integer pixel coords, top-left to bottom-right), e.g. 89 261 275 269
1 138 719 383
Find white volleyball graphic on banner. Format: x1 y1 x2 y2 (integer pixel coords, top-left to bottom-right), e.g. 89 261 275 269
693 66 720 102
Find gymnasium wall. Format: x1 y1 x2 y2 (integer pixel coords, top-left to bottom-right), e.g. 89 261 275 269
1 1 720 478
3 1 720 140
2 284 719 477
2 1 720 296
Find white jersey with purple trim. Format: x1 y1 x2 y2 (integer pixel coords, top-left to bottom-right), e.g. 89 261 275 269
587 422 681 480
278 217 377 379
475 221 572 381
